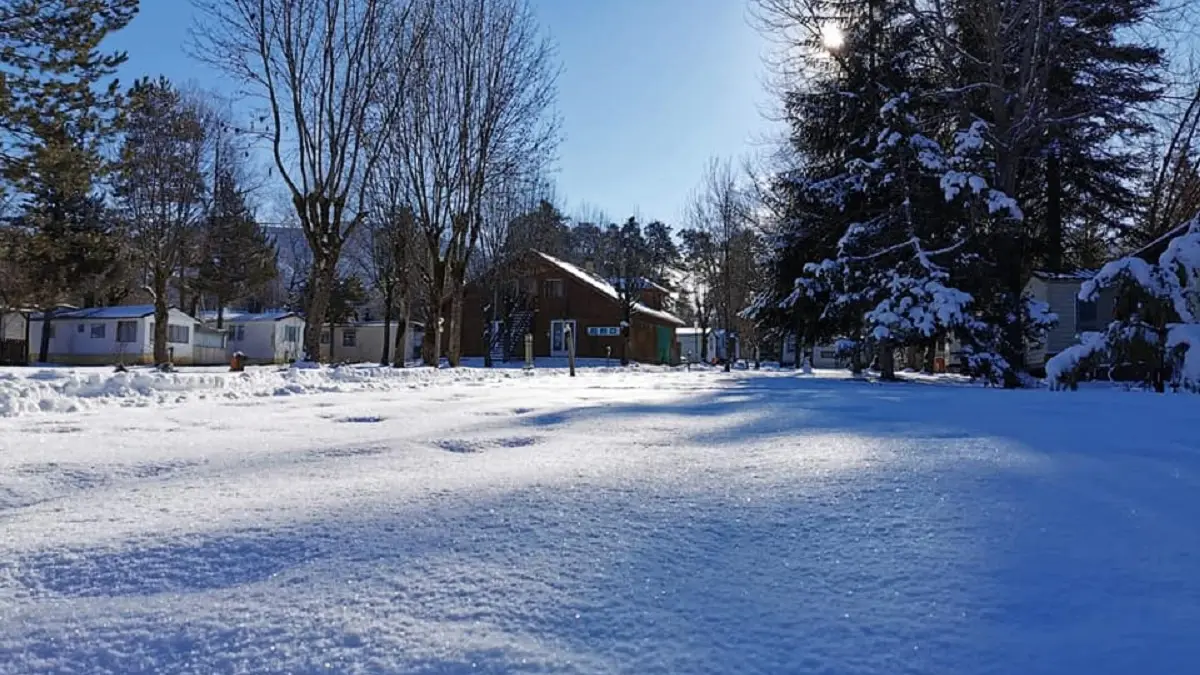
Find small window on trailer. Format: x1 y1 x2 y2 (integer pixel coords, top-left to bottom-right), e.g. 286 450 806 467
116 321 137 343
168 324 190 344
342 329 357 347
90 324 105 339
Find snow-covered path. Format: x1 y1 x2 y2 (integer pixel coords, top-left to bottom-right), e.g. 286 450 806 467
1 371 1197 674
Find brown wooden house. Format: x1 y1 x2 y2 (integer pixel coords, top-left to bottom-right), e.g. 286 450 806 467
455 250 685 364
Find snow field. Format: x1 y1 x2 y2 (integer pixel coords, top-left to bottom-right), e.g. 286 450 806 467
1 371 1198 673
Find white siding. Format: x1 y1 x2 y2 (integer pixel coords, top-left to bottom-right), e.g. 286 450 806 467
226 319 305 364
274 317 305 362
1 312 26 341
320 323 418 364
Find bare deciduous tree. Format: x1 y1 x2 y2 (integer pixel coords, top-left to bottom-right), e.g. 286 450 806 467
115 79 209 367
391 0 558 366
191 0 424 360
688 157 750 372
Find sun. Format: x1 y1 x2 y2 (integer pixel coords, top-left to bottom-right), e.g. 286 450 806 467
820 23 845 51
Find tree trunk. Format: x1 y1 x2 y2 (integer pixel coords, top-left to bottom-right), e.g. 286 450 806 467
484 284 498 369
879 341 896 381
722 307 732 373
448 286 464 367
38 309 55 363
423 260 447 366
327 322 336 363
923 341 936 374
1046 145 1064 272
380 282 395 366
302 259 336 362
621 303 631 366
216 302 225 330
394 300 408 368
153 274 170 366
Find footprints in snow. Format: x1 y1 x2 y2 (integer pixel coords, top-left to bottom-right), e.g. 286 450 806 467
434 435 543 454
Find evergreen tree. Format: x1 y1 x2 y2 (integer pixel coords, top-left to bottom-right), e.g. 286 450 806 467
643 220 680 283
0 0 137 181
115 78 210 366
505 200 569 257
17 132 126 362
1032 0 1164 271
196 170 279 328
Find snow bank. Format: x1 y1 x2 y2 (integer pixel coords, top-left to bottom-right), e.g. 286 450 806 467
0 363 653 418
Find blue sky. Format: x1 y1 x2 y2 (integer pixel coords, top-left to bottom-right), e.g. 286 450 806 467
106 0 777 228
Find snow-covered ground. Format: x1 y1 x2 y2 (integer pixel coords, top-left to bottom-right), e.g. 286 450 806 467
1 369 1197 674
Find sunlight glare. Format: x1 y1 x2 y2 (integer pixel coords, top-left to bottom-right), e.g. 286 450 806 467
821 23 845 51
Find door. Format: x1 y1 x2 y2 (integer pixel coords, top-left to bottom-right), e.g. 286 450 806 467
656 326 672 364
550 320 575 357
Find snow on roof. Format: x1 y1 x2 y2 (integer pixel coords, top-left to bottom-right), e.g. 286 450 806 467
201 310 297 323
32 305 161 320
1129 220 1193 261
607 277 672 294
1032 270 1096 282
532 251 686 327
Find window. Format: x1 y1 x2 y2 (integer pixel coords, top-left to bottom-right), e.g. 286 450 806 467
545 279 564 298
90 324 106 339
586 326 620 337
231 325 245 342
284 325 300 342
342 329 357 347
77 324 85 333
820 350 836 359
48 324 57 339
321 330 331 344
522 277 538 295
116 321 137 343
168 324 190 344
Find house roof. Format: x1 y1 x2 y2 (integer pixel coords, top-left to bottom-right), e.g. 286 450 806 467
1129 220 1193 262
532 251 687 327
607 277 673 294
31 304 164 321
1032 270 1096 282
201 310 298 323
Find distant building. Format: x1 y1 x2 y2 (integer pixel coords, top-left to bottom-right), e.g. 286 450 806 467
26 305 213 366
320 321 424 364
455 250 685 364
201 310 305 364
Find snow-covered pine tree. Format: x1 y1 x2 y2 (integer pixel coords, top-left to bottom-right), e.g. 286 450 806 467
749 0 914 364
803 88 1034 382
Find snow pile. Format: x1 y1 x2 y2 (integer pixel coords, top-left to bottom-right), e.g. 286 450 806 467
0 363 648 418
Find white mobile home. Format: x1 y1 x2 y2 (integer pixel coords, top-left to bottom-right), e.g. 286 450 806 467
27 305 201 366
676 327 740 364
205 310 305 364
1024 271 1115 370
1 309 31 364
320 321 424 364
780 335 843 369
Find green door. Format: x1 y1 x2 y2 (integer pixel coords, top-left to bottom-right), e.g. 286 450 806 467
655 326 672 364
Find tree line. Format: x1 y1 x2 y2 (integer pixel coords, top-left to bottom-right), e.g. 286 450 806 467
743 0 1200 385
